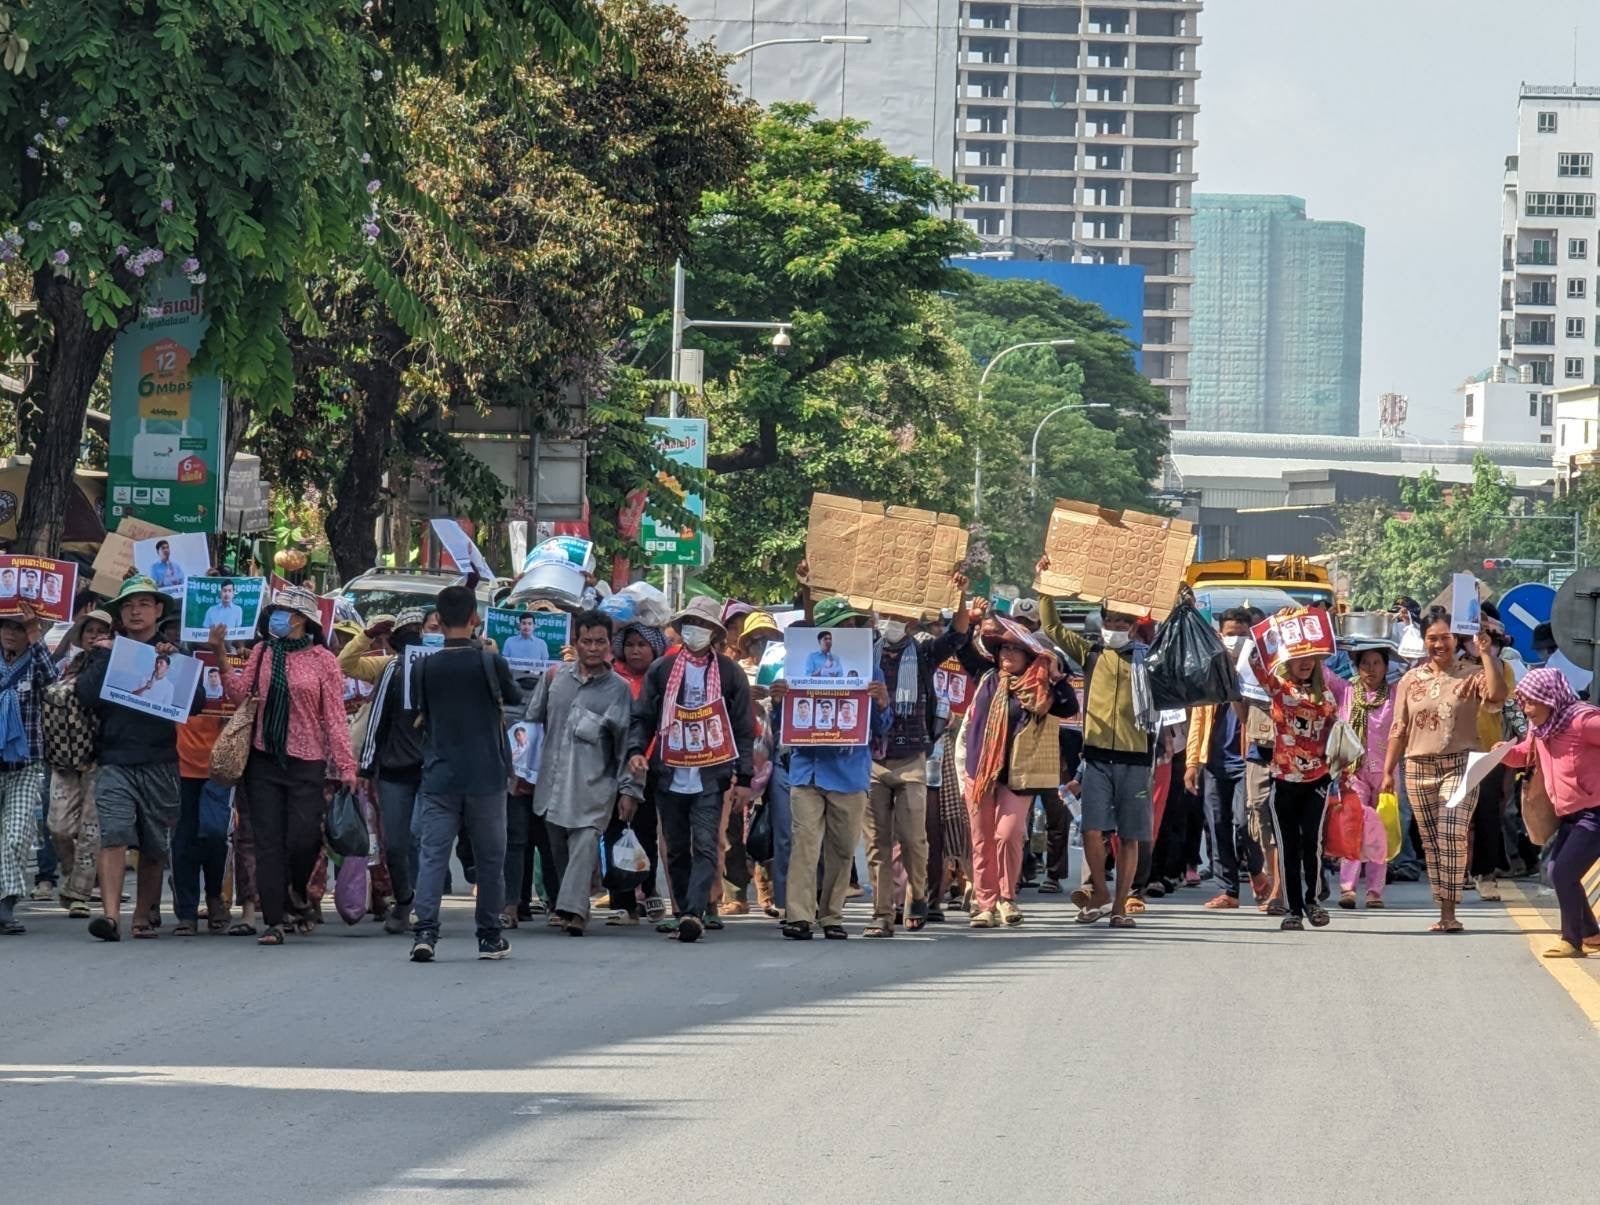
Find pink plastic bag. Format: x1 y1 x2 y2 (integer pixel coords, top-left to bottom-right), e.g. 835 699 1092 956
334 854 369 925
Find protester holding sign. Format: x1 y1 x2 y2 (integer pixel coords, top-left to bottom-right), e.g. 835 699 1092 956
45 608 111 918
1244 615 1349 931
0 604 58 936
772 596 891 941
73 576 204 942
211 586 357 947
1381 608 1506 934
626 597 755 944
183 576 265 643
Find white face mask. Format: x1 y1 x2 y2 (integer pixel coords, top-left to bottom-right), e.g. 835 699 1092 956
882 620 908 643
679 626 713 653
1101 629 1131 650
1222 634 1247 655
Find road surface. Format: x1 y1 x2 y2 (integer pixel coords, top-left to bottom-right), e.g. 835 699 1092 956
4 869 1597 1203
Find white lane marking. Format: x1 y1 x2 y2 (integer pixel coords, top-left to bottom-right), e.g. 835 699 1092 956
695 992 740 1006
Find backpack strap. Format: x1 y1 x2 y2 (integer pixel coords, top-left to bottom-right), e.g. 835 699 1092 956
478 647 504 707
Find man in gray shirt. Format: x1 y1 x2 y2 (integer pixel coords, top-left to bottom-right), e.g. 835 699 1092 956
524 610 637 936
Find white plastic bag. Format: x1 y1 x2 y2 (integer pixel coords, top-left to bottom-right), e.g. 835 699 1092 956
611 825 652 875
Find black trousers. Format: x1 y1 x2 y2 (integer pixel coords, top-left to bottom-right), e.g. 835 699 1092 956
1471 766 1510 878
655 786 722 920
172 776 228 922
244 754 328 929
606 793 660 914
1271 776 1329 917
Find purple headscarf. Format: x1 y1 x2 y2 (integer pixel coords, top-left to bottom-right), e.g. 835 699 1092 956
1516 666 1597 740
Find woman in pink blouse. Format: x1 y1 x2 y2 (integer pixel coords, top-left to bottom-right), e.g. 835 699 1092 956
1499 668 1600 958
211 586 356 946
1337 641 1396 910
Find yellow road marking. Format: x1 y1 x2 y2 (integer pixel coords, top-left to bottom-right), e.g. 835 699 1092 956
1502 879 1600 1033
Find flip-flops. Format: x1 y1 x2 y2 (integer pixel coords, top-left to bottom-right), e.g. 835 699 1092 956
88 916 120 942
1075 905 1111 925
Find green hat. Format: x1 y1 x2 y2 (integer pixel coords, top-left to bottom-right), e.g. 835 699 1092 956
107 574 177 620
812 595 869 630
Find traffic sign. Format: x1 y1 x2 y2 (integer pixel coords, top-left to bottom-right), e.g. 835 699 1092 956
1497 582 1556 663
1551 568 1600 670
1549 567 1576 590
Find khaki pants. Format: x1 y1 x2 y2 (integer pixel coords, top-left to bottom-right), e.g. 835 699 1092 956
785 785 867 928
865 756 929 929
47 767 100 901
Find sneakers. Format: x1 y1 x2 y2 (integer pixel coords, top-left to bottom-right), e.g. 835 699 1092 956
410 933 436 962
384 903 413 935
478 934 511 960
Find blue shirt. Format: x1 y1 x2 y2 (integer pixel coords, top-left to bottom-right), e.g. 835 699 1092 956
1207 704 1244 777
787 667 893 793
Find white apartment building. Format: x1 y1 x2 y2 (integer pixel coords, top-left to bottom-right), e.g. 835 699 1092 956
1460 365 1553 444
1498 85 1600 407
673 0 1202 424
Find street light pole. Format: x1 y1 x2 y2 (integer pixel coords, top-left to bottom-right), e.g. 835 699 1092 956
728 35 871 59
973 338 1075 519
1029 402 1110 501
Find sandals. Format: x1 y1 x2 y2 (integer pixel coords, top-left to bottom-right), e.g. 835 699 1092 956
654 916 680 934
906 916 927 932
68 899 92 919
1124 897 1147 915
781 920 814 940
89 916 120 942
1338 891 1357 910
863 925 892 938
226 921 258 937
1038 880 1063 894
1365 893 1385 909
258 926 286 946
604 912 638 927
1108 914 1136 929
131 923 158 940
1075 905 1110 925
172 921 198 937
0 919 25 936
1545 940 1587 958
823 925 848 940
1265 900 1288 917
1307 905 1330 928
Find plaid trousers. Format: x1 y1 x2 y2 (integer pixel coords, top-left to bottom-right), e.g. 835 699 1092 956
1404 751 1474 905
0 762 47 901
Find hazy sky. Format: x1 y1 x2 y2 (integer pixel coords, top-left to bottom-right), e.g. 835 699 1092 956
1199 0 1600 440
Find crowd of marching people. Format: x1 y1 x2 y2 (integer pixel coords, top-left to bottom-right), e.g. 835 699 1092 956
3 552 1599 965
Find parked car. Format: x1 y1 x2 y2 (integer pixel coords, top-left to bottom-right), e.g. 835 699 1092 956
334 569 511 622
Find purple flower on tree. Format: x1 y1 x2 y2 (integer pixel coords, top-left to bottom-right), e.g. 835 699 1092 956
54 116 67 130
366 179 381 195
24 147 38 160
182 257 199 273
51 249 69 266
160 198 174 213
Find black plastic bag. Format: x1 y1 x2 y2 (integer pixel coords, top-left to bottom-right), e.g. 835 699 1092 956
744 801 775 863
1145 600 1241 710
324 787 370 859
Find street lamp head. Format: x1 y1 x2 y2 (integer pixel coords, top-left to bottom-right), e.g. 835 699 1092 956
771 328 792 356
819 35 871 45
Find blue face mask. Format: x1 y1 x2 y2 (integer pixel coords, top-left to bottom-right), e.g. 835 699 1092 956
421 632 444 648
267 611 293 639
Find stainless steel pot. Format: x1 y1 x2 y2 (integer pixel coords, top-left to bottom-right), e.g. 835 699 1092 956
1337 611 1392 642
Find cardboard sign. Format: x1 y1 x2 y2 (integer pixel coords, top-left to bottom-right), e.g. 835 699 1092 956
804 493 967 620
100 635 201 724
1033 500 1195 621
181 575 266 643
0 554 78 623
90 516 172 598
485 607 570 674
133 530 211 599
430 518 495 581
1449 572 1482 635
1249 609 1336 675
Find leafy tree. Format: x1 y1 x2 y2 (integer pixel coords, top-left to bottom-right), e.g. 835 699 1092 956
269 0 752 576
944 273 1170 587
0 0 606 554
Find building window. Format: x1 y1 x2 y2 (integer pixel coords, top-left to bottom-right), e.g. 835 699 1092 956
1526 192 1596 217
1465 392 1475 417
1531 397 1540 416
1540 111 1559 132
1560 152 1594 177
1572 238 1590 259
1542 433 1554 444
1571 278 1589 299
1544 396 1555 424
1570 317 1587 339
1566 356 1586 379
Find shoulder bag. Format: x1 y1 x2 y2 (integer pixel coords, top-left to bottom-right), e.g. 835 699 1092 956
41 677 98 771
210 650 267 786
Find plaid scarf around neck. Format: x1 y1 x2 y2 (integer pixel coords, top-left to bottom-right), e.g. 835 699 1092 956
969 655 1054 802
1347 681 1388 748
263 634 315 764
660 646 719 733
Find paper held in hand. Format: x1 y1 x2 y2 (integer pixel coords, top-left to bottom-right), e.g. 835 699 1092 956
803 493 967 620
1032 500 1195 621
1449 572 1482 636
1445 744 1515 809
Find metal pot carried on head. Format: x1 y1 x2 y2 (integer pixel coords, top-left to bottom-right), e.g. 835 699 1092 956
1336 611 1393 643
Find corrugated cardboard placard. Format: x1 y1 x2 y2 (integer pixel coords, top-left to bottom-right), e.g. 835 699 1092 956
1033 499 1194 620
804 493 968 619
90 516 173 598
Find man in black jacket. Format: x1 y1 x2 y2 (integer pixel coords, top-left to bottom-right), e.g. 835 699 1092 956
74 575 204 942
625 596 755 944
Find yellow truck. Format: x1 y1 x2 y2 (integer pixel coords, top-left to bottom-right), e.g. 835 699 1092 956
1183 557 1336 615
